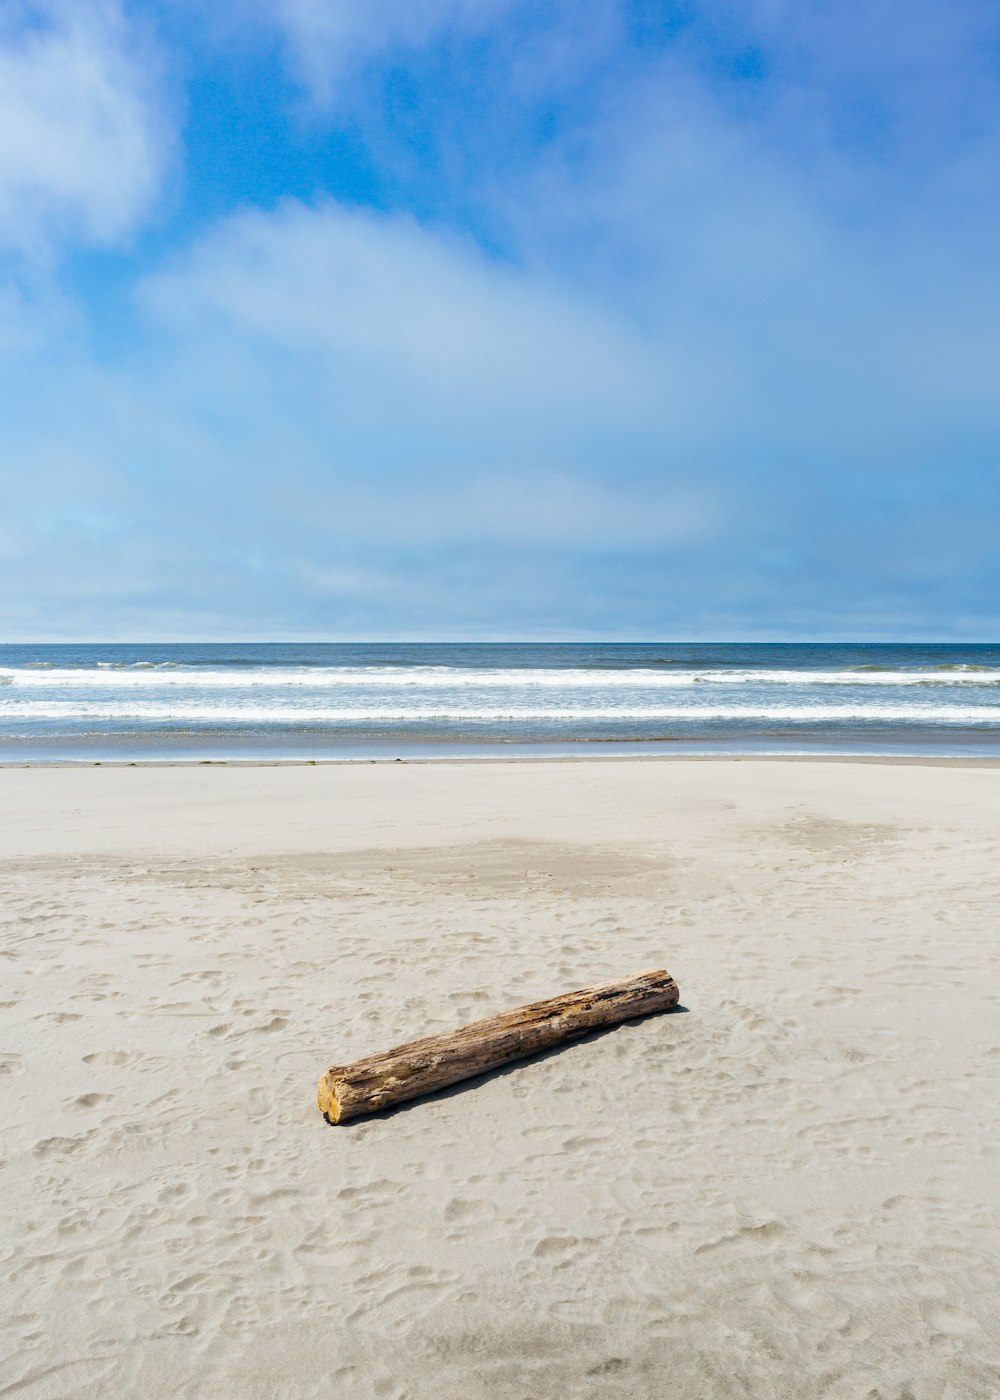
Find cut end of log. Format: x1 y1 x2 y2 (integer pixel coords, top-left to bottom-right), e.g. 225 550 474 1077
316 1076 342 1124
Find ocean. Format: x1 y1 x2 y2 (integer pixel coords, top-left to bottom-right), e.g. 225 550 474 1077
1 641 999 761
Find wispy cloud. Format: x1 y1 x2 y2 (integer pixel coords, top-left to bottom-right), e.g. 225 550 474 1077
141 199 663 426
0 0 170 256
268 0 523 104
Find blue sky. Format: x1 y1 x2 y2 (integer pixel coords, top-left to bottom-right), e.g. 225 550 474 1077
1 0 999 640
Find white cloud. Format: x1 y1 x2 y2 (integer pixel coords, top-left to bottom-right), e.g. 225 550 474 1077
0 189 727 638
141 198 671 431
0 0 169 254
126 197 720 566
270 0 521 104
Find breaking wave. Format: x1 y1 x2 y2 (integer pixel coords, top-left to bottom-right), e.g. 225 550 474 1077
3 701 1000 724
2 665 1000 690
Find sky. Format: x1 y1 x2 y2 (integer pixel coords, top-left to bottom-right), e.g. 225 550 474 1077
1 0 999 641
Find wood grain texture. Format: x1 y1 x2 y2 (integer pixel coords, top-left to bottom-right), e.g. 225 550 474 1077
317 968 679 1123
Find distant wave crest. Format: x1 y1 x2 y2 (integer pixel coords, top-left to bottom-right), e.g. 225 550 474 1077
2 665 1000 690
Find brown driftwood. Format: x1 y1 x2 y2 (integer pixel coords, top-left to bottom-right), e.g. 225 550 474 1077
317 968 678 1123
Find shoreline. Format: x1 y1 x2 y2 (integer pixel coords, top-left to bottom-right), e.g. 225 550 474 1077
4 750 1000 768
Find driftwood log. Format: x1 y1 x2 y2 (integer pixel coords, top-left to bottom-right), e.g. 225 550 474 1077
317 968 678 1123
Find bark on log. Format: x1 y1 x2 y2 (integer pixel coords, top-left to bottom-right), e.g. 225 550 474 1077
317 967 679 1123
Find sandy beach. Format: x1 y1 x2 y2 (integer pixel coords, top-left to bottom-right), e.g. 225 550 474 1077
2 757 999 1399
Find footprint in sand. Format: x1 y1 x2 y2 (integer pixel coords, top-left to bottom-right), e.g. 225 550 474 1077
254 1015 288 1033
533 1234 588 1260
770 1274 849 1327
34 1131 97 1157
921 1301 979 1337
69 1093 113 1110
157 1181 196 1205
694 1218 792 1255
443 1197 497 1226
587 1357 630 1377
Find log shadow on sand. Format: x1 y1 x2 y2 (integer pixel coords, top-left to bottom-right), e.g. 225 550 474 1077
324 1004 689 1128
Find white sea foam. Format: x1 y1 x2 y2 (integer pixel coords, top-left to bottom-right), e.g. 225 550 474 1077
1 666 1000 689
3 701 999 724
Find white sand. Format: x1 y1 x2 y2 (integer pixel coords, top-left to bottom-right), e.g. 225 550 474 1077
2 758 1000 1398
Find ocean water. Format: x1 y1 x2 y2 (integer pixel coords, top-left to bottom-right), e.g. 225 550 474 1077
1 642 999 761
